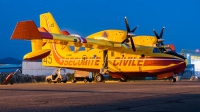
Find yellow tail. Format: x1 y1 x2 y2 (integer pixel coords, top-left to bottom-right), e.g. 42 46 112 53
39 12 71 51
40 12 62 34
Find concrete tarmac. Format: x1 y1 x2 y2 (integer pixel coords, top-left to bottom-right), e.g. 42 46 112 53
0 81 200 112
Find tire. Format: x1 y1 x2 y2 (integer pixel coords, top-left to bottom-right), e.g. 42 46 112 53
89 79 92 83
71 78 76 83
47 79 52 83
95 74 103 82
172 78 176 82
170 78 176 82
10 81 13 85
57 78 61 83
83 78 88 83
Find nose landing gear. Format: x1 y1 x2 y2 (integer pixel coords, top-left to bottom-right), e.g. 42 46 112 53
169 78 176 82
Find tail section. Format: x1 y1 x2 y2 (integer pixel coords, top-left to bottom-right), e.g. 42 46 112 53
40 12 72 51
11 12 72 60
40 12 61 34
11 20 53 51
11 20 52 60
11 20 43 51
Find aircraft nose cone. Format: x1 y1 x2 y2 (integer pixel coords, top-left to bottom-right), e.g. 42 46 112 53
166 51 186 60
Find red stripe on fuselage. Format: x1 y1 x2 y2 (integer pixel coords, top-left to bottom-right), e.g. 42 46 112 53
143 57 183 66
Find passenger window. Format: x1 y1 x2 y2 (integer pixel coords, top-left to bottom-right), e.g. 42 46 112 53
153 48 161 53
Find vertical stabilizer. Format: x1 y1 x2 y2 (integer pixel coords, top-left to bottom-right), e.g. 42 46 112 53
40 12 61 34
40 12 71 51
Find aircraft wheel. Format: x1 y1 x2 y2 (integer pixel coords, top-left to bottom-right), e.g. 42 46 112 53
83 78 88 83
172 78 176 82
170 78 176 82
57 78 61 83
89 79 92 83
96 74 103 82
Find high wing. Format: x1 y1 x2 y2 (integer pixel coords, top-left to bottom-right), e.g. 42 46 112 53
11 20 114 48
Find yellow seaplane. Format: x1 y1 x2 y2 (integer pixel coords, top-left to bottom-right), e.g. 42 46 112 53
11 12 187 82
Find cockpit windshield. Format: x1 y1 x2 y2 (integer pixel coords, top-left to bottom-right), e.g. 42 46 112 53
153 48 161 53
158 47 166 53
153 46 173 53
165 47 172 52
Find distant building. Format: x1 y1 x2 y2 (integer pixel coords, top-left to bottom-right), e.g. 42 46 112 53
22 61 74 76
180 49 200 77
0 64 22 73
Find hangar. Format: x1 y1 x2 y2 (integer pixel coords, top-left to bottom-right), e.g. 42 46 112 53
22 61 74 76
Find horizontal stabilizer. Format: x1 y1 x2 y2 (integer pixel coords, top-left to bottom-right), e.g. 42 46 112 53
11 20 53 40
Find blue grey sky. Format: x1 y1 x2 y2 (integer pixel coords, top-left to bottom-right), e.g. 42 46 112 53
0 0 199 60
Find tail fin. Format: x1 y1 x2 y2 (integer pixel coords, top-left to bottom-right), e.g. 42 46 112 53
40 12 62 34
40 12 72 51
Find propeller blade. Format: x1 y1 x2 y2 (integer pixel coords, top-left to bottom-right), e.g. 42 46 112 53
122 36 129 44
124 17 130 32
130 36 136 52
131 25 139 33
159 27 165 38
153 29 160 39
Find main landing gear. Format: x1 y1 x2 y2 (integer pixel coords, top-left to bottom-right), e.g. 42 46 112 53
95 74 104 82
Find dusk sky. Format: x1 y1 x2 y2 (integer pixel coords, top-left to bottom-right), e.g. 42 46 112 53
0 0 200 60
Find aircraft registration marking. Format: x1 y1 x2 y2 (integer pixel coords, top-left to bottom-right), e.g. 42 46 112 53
112 57 144 66
63 57 101 66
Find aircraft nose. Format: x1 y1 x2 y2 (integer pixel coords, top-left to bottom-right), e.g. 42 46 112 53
184 58 188 66
166 51 186 60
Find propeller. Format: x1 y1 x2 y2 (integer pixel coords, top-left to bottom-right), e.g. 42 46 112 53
153 27 165 46
122 17 138 52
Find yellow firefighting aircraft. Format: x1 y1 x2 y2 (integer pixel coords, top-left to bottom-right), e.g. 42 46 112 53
11 12 187 82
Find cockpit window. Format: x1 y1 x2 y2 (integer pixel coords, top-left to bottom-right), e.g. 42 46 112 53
158 48 167 53
153 48 161 53
158 47 172 53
